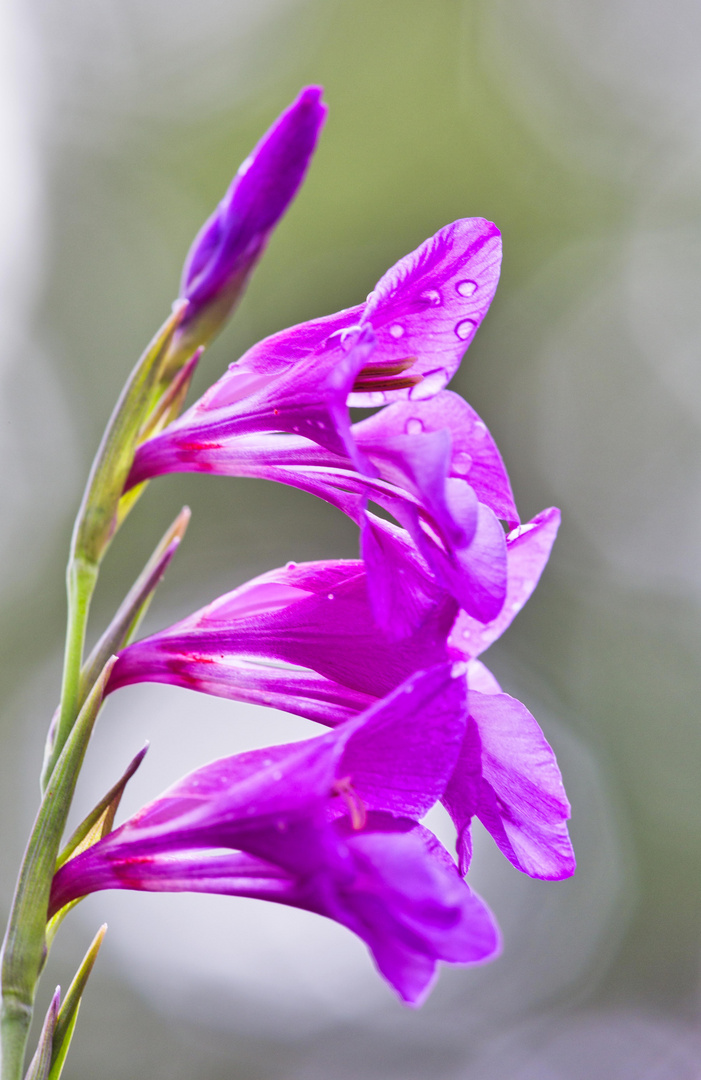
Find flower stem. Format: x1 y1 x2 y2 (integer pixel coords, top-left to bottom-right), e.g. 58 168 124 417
41 558 99 793
0 662 115 1080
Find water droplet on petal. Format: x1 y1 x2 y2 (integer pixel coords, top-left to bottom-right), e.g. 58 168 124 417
327 593 335 600
510 600 522 612
409 368 447 399
389 323 405 339
366 290 376 303
473 420 487 439
286 561 297 570
456 279 478 297
420 289 441 306
340 323 362 344
455 319 476 340
405 417 424 435
452 452 473 476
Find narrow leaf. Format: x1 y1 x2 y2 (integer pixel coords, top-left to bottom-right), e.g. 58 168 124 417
78 506 190 709
47 747 147 947
56 747 148 871
46 926 107 1080
1 659 117 1016
139 348 202 445
23 988 60 1080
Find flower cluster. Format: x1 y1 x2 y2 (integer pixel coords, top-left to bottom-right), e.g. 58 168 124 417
51 87 574 1007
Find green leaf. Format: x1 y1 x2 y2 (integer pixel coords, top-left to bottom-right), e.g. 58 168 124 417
46 926 107 1080
57 745 148 872
1 658 116 1059
78 506 190 712
22 988 59 1080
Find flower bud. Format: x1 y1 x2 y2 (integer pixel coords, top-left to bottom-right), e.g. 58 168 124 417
169 86 327 365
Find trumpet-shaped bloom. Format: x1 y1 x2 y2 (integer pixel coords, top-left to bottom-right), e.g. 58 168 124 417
228 216 502 406
174 86 327 351
51 665 500 1005
109 507 574 882
128 378 515 627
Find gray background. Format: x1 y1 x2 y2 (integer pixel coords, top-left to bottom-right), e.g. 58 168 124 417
1 1 701 1076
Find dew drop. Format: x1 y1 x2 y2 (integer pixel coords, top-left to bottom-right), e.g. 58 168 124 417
455 319 476 340
510 600 522 612
456 279 478 297
452 452 472 476
286 560 297 570
420 289 441 306
405 417 424 435
389 323 405 339
473 420 487 439
327 593 335 600
340 323 362 344
409 368 447 399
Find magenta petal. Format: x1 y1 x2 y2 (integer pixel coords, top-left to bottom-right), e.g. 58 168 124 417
339 663 467 818
449 507 560 658
335 820 500 1005
440 715 483 875
425 502 507 623
359 515 448 638
110 555 457 719
234 305 364 376
466 659 502 695
352 219 502 405
355 390 518 527
470 690 576 880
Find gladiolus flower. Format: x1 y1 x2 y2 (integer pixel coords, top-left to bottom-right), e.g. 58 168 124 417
128 223 511 627
52 665 500 1005
108 507 574 882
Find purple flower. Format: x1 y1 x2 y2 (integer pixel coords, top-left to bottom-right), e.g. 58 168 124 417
227 216 502 405
444 507 576 880
174 86 327 352
127 379 514 628
108 548 457 724
51 665 500 1005
108 508 574 882
129 219 504 623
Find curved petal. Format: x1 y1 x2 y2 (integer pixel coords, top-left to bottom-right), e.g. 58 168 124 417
448 507 561 658
351 218 502 405
470 691 576 880
355 390 518 527
333 817 500 1005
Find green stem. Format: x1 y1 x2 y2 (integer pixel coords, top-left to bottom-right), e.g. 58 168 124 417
0 663 114 1080
42 559 98 793
0 995 32 1080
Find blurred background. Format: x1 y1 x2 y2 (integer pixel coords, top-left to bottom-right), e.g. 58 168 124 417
2 0 701 1076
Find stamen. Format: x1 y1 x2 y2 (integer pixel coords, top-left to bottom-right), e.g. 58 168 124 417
331 776 367 830
353 355 423 393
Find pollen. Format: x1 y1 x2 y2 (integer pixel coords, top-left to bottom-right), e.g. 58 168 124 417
331 775 367 830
